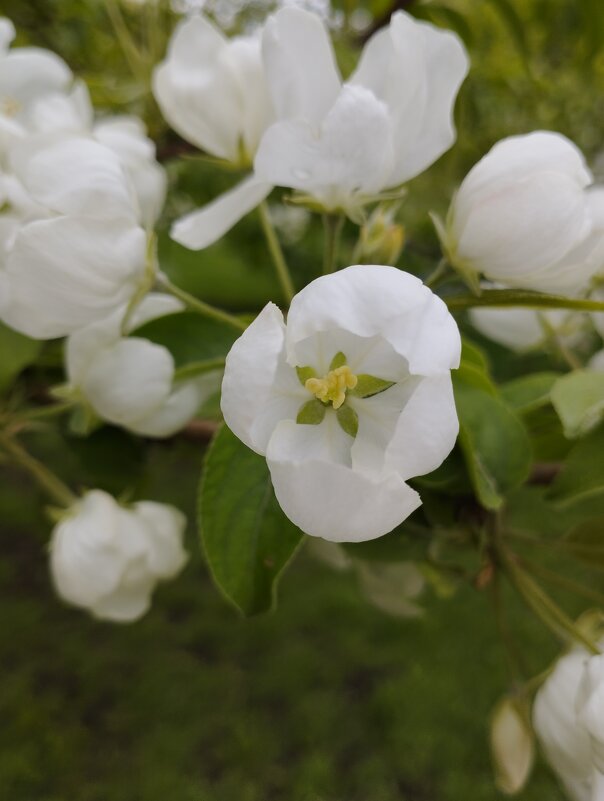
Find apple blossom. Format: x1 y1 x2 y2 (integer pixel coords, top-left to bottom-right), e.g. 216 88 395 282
50 489 188 622
254 8 468 216
64 294 222 437
469 305 585 352
444 132 604 295
0 134 152 339
533 646 604 801
221 264 460 542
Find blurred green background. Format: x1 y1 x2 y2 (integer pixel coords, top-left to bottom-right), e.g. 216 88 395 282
1 0 604 798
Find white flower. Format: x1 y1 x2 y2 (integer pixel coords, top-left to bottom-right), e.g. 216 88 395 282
65 294 222 437
445 132 604 295
168 7 468 250
469 305 586 352
533 646 604 801
0 134 150 339
254 8 468 213
50 489 188 622
221 264 460 542
0 17 73 152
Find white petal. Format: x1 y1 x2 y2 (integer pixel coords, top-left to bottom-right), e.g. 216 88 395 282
152 14 244 161
267 419 421 542
262 7 341 126
285 265 461 376
352 11 469 184
27 81 93 134
5 217 146 338
255 84 394 208
81 338 174 427
91 577 154 623
0 47 72 109
171 175 272 250
221 302 307 454
10 135 138 221
50 491 124 607
133 501 188 578
126 293 184 332
130 373 220 437
469 307 547 351
0 18 15 51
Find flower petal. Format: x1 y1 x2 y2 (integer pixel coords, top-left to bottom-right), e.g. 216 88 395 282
285 265 461 376
221 303 307 454
133 501 188 578
262 7 341 126
267 419 421 542
4 217 146 338
171 175 272 250
254 84 394 208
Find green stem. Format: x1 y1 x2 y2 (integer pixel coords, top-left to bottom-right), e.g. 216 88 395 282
537 313 582 371
158 276 247 332
104 0 145 80
258 202 295 305
520 556 604 607
446 289 604 313
0 432 76 508
173 357 226 382
322 214 344 275
425 258 449 289
16 401 76 423
500 545 599 654
490 572 524 683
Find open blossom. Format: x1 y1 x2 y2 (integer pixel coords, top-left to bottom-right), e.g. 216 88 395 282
50 490 188 622
65 295 222 437
444 132 604 295
0 134 151 339
534 646 604 801
221 265 460 542
167 6 468 250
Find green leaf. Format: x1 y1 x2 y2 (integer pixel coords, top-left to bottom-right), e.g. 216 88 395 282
447 289 604 313
454 378 532 510
296 399 326 426
461 338 490 372
329 351 347 370
296 365 316 386
349 374 395 398
501 372 560 414
455 362 497 396
132 312 239 368
199 425 303 615
564 516 604 569
0 323 41 393
336 404 358 438
551 370 604 438
548 424 604 508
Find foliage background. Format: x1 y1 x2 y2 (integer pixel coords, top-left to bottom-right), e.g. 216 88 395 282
1 0 603 798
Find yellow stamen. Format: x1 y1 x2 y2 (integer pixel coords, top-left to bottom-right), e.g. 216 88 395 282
305 365 358 410
0 97 20 117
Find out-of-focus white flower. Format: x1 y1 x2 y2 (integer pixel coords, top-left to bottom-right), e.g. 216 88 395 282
268 203 310 244
491 697 535 795
469 305 586 353
0 135 150 339
168 7 468 250
356 561 424 618
65 294 222 437
533 647 604 801
0 17 73 152
154 12 275 248
221 264 460 542
50 489 188 622
445 132 604 295
255 8 468 214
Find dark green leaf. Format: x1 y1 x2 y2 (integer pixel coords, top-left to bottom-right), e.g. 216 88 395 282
548 424 604 508
501 372 560 414
565 516 604 569
132 312 239 368
199 425 303 615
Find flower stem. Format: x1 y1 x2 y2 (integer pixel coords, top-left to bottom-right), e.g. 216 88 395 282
158 276 247 332
173 357 226 382
104 0 145 80
16 401 76 424
322 214 344 275
0 432 76 508
258 202 295 305
425 258 449 288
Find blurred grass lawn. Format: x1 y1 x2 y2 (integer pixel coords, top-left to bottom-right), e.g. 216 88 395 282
0 441 565 801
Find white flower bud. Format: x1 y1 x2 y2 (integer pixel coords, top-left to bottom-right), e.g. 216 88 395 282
490 697 534 795
50 490 188 622
446 132 604 295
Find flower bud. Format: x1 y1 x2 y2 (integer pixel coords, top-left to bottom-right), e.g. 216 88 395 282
445 132 604 296
355 205 405 266
490 696 534 795
50 490 188 622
